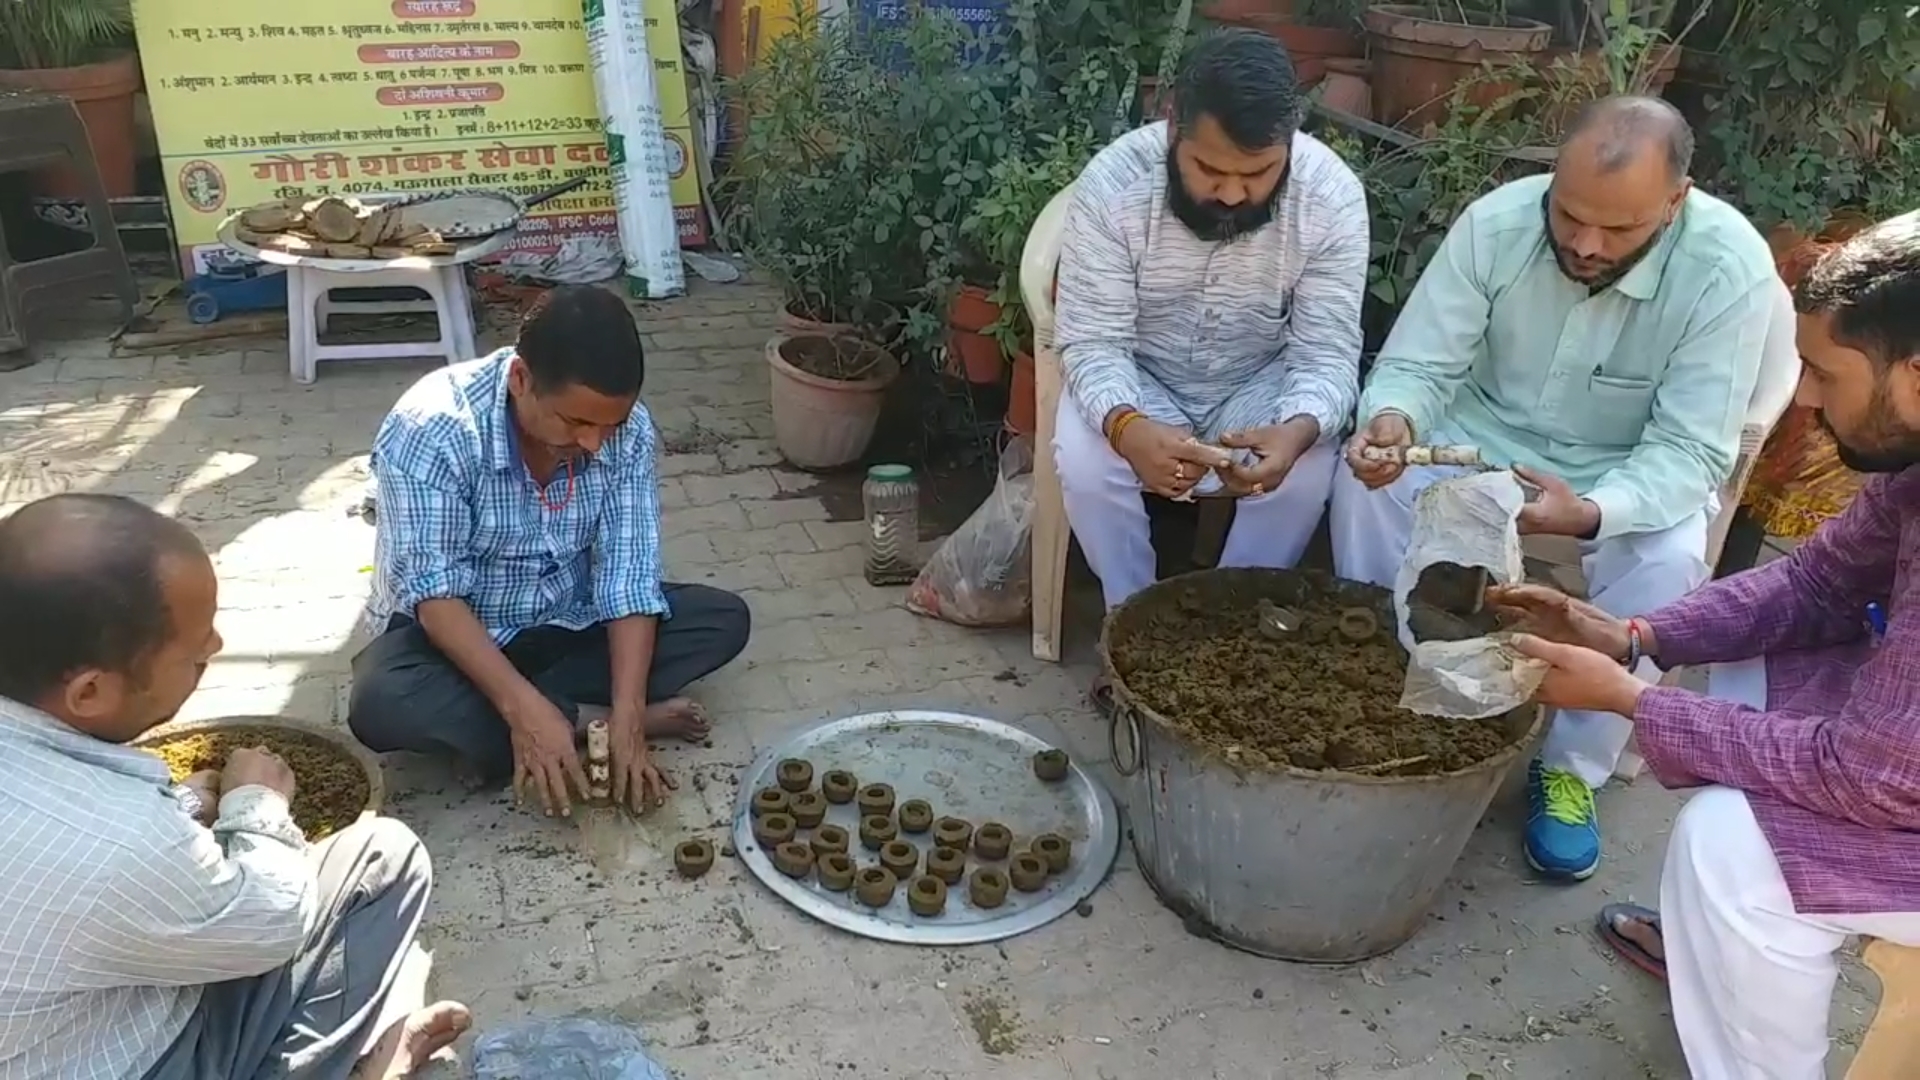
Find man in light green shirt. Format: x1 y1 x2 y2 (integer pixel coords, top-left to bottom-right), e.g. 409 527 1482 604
1330 97 1793 882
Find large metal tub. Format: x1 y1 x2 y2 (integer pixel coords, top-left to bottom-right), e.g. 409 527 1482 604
1100 567 1542 963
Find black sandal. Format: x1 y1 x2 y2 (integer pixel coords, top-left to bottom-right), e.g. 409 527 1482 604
1595 903 1667 982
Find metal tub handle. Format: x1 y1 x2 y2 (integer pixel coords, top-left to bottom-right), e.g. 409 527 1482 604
1109 695 1144 777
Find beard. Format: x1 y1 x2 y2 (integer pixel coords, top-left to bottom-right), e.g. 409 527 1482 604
1819 387 1920 474
1542 193 1666 289
1167 145 1283 243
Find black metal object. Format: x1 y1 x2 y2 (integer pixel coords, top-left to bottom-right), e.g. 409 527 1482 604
1712 506 1772 578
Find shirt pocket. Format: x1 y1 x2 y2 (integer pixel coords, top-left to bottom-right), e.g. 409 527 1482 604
1236 297 1292 346
1576 373 1658 448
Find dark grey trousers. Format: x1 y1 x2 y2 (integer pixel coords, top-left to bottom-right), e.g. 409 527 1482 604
345 583 751 783
142 818 432 1080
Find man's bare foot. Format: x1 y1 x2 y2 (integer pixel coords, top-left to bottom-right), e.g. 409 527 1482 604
357 1001 471 1079
1610 911 1665 962
644 697 711 742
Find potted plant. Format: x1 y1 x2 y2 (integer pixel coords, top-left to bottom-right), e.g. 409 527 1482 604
1226 0 1369 87
1696 0 1918 246
721 12 919 347
1519 0 1699 131
1363 1 1553 132
0 0 141 197
958 69 1113 432
766 333 901 470
960 153 1054 426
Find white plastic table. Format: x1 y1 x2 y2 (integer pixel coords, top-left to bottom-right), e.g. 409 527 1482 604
216 217 509 384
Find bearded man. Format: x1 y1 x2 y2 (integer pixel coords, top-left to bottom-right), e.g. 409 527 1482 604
1329 96 1793 883
1052 27 1367 611
1493 211 1920 1080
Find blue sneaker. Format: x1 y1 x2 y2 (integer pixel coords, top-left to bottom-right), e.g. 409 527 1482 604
1525 760 1601 880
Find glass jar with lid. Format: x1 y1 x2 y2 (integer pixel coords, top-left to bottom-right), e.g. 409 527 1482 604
862 463 919 586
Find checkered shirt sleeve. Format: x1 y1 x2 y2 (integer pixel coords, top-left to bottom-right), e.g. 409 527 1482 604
370 410 479 615
595 409 670 621
1635 473 1920 825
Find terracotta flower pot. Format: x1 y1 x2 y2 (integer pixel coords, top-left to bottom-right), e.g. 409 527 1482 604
1235 17 1363 88
946 284 1006 385
1321 58 1373 119
949 283 1000 333
767 334 899 471
1006 349 1037 436
1363 4 1552 133
0 51 142 198
780 297 901 344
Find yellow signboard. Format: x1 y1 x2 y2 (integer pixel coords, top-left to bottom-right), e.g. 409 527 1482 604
134 0 705 275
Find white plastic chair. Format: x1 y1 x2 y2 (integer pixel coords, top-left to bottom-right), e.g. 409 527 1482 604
1705 277 1803 568
1608 278 1804 779
1022 184 1075 662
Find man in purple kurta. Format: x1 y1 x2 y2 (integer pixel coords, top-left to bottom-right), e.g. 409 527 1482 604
1490 211 1920 1079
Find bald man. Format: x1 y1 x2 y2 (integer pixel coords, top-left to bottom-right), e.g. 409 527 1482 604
0 493 468 1080
1330 96 1795 882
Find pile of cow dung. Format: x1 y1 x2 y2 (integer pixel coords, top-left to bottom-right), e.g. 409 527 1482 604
1108 576 1523 777
233 196 456 260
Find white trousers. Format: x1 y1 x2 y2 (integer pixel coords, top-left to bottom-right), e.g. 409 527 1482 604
1054 388 1339 609
1327 448 1711 787
1666 659 1920 1079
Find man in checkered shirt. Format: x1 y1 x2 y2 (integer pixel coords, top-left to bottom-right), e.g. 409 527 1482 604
347 285 751 815
0 493 468 1079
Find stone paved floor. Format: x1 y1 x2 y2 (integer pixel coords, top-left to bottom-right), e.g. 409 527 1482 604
0 282 1877 1078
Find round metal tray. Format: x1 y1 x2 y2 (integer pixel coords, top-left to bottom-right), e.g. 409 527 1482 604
733 710 1119 945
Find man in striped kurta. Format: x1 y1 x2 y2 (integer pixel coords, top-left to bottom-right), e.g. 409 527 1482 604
1052 28 1367 609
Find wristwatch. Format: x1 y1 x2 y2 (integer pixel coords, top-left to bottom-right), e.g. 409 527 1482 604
171 784 207 822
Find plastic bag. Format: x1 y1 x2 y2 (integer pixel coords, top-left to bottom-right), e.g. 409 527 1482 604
472 1016 673 1080
1393 471 1549 719
583 0 686 299
907 438 1034 627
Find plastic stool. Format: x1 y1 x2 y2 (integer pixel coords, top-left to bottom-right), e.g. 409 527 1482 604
286 262 476 384
0 91 139 356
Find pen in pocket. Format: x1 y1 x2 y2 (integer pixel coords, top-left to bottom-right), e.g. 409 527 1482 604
1866 602 1889 645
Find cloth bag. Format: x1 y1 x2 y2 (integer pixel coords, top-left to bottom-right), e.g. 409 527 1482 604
1393 471 1549 718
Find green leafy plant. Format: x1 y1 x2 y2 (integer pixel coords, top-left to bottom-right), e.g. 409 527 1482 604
0 0 132 69
719 12 886 326
722 0 1195 370
1321 62 1574 343
959 59 1123 354
1862 129 1920 222
1695 0 1920 232
720 5 1016 343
